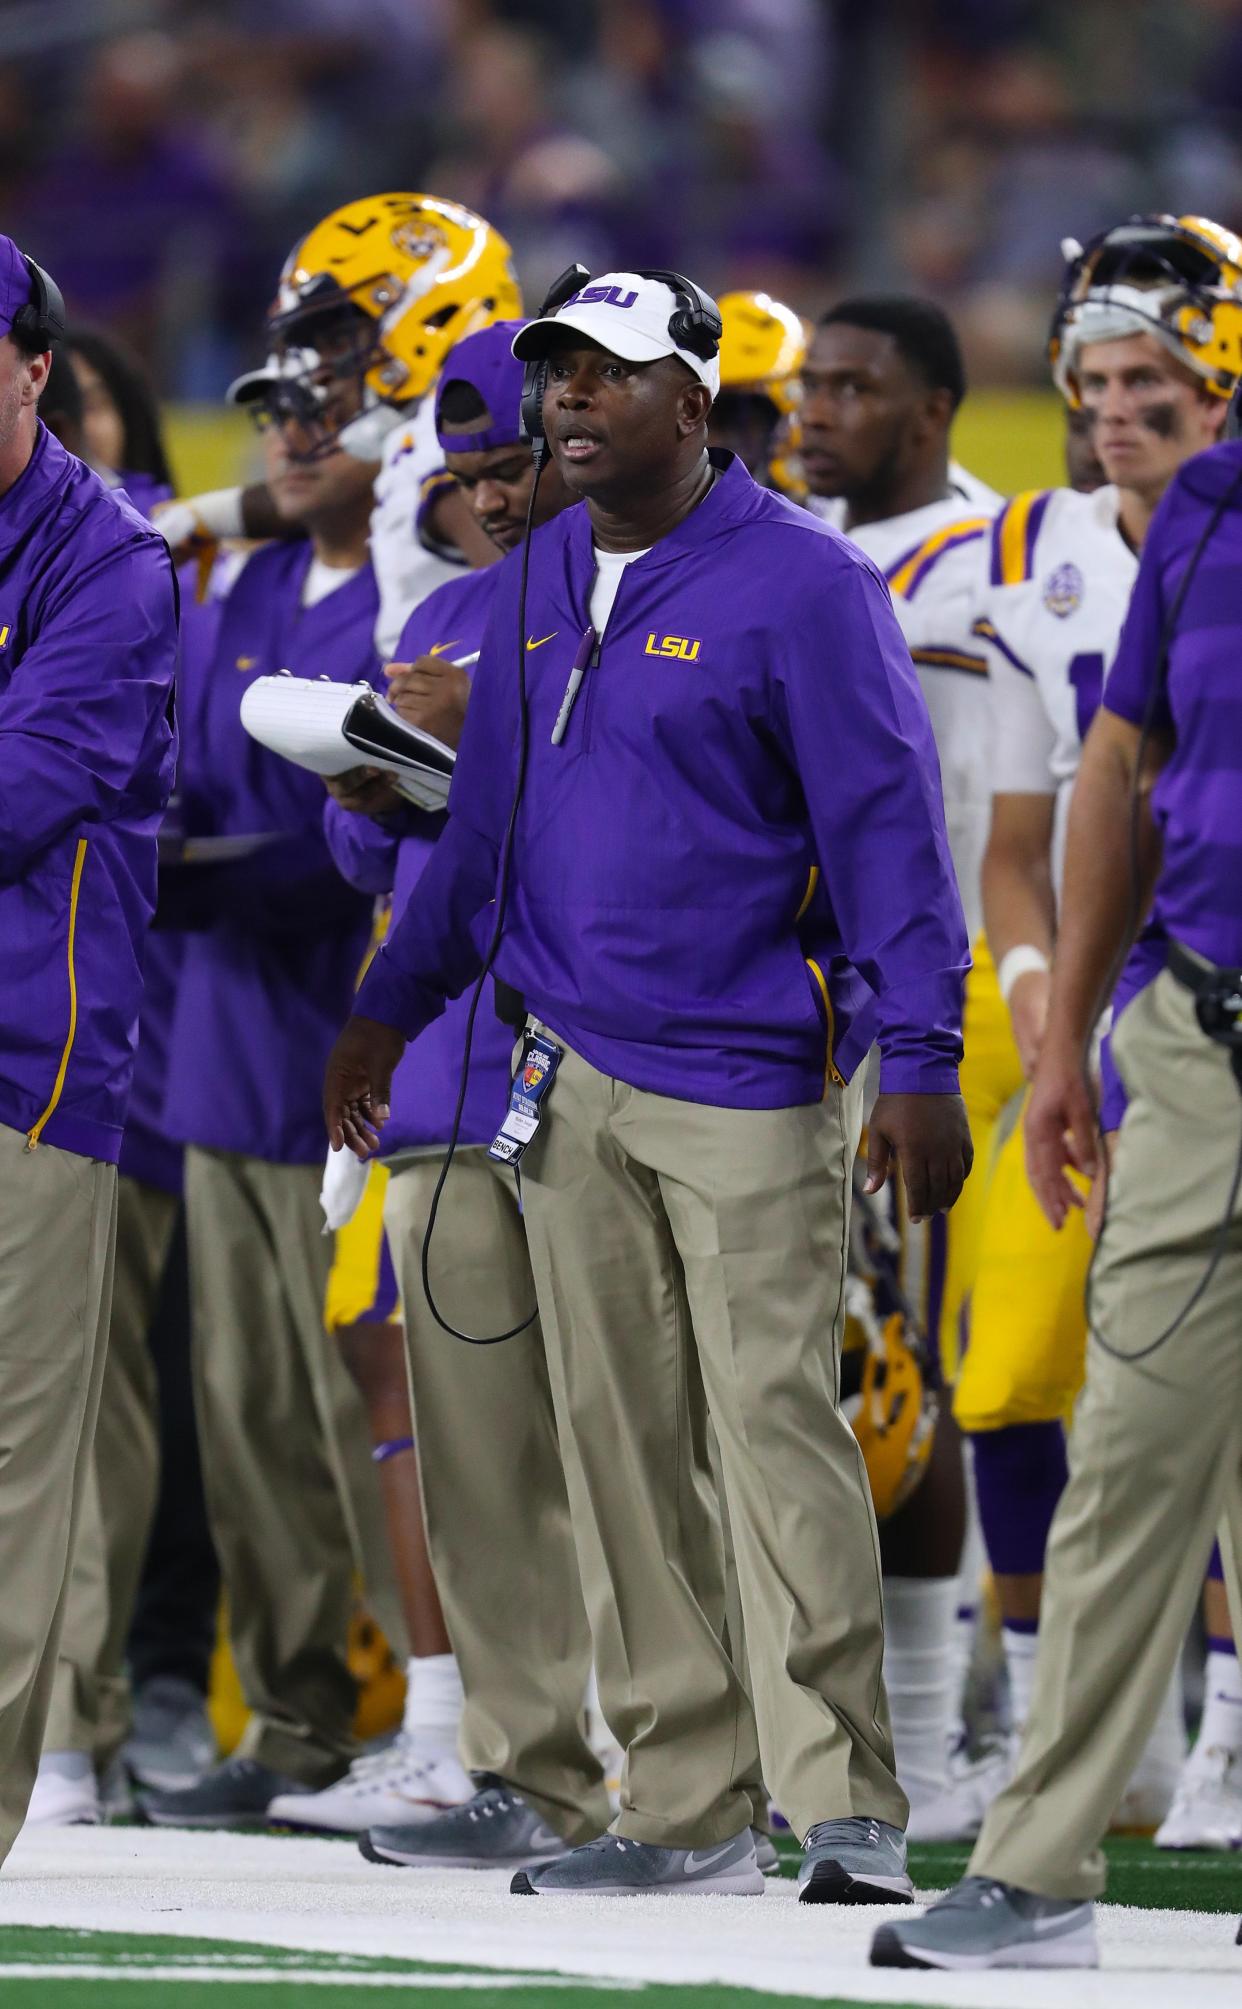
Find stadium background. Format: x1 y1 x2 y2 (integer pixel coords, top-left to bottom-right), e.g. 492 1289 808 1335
12 0 1242 491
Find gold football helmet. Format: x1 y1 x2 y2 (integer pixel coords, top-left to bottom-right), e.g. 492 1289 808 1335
1051 213 1242 406
717 290 809 413
230 193 522 457
842 1181 938 1521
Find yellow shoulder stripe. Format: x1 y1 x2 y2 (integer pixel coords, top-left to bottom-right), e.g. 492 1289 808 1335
886 517 991 599
995 489 1053 588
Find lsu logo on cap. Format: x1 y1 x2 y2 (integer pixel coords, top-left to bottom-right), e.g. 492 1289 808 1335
1043 562 1084 619
564 284 638 311
644 632 701 662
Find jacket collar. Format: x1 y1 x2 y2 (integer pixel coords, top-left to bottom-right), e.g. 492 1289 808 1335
0 423 69 554
563 450 765 605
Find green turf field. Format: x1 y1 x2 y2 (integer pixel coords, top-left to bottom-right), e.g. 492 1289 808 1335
0 1924 922 2009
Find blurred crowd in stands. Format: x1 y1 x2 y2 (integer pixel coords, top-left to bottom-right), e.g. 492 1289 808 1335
7 0 1242 397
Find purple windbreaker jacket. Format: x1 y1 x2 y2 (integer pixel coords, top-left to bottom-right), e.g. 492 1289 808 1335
357 454 968 1109
325 565 515 1154
0 425 178 1162
161 543 378 1165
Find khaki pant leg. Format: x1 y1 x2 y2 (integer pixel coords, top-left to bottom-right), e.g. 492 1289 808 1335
619 1072 905 1841
42 1457 108 1756
185 1148 357 1782
257 1167 408 1665
971 971 1242 1899
520 1047 762 1849
0 1127 116 1860
46 1178 176 1762
383 1150 607 1844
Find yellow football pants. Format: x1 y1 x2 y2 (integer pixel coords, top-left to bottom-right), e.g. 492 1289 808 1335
928 940 1024 1382
953 953 1093 1437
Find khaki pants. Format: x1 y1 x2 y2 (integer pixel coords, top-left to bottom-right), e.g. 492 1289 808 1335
0 1123 116 1862
971 969 1242 1899
46 1176 178 1759
185 1147 404 1784
384 1150 609 1844
518 1035 905 1847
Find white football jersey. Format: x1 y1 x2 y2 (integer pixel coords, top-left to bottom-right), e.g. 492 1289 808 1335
822 481 1001 941
370 393 468 659
974 483 1137 877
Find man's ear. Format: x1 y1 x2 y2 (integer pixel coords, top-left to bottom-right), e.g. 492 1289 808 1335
678 382 713 438
22 349 51 408
1204 388 1231 442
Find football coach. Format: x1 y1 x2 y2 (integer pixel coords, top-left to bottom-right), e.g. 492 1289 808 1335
325 271 972 1902
0 236 178 1858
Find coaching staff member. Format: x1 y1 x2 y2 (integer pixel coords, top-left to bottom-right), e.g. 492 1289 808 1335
0 236 177 1861
325 272 971 1902
874 436 1242 1970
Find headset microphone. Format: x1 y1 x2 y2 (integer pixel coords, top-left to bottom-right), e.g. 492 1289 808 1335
519 264 591 456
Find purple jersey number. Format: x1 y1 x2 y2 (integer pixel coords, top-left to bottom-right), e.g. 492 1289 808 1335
1068 651 1105 744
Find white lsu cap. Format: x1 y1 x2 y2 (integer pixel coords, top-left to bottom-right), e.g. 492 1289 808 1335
511 271 721 397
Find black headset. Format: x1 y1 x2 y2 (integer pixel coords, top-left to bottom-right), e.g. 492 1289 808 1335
12 254 65 351
519 264 722 454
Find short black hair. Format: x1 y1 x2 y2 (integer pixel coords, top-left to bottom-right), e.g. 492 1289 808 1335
437 378 492 432
819 296 966 411
65 325 172 485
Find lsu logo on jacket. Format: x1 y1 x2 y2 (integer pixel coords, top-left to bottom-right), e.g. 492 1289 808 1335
644 632 702 661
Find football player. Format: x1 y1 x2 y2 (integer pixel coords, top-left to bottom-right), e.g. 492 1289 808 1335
708 290 807 492
800 296 1007 1839
161 193 522 654
956 215 1242 1833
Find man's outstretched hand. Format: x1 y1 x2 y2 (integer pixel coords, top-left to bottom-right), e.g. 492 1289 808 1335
324 1015 408 1159
865 1092 973 1221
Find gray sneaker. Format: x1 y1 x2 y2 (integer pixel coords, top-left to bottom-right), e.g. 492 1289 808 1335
871 1876 1099 1969
138 1756 311 1830
124 1677 216 1792
513 1829 764 1897
751 1827 780 1876
361 1775 566 1869
798 1817 913 1905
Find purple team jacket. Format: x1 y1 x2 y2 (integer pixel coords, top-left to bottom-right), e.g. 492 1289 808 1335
357 454 968 1109
162 543 378 1165
0 425 178 1162
325 564 515 1154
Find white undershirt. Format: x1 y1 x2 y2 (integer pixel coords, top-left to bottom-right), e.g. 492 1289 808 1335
301 557 363 608
589 545 651 635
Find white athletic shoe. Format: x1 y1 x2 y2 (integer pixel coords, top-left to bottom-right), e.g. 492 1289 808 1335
267 1737 474 1836
905 1744 1012 1843
25 1754 101 1828
1155 1745 1242 1851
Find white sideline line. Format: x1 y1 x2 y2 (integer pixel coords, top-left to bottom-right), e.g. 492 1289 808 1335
0 1965 633 1988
